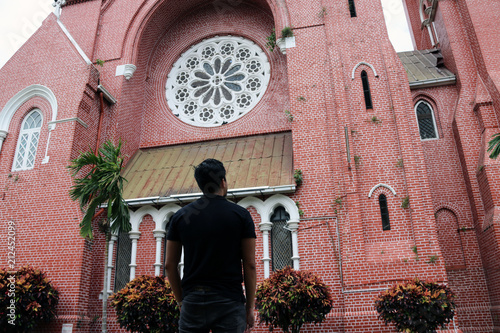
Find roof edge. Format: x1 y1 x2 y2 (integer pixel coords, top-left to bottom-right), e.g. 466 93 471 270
122 184 297 207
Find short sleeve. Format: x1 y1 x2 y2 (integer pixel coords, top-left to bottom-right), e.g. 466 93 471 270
166 211 181 241
241 209 256 239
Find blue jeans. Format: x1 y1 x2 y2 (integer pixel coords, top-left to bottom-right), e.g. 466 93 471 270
179 289 246 333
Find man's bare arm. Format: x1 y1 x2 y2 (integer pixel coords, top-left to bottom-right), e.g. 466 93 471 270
165 240 183 305
242 237 256 330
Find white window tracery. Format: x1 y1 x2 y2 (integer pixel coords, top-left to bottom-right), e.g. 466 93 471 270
165 36 270 127
12 109 42 171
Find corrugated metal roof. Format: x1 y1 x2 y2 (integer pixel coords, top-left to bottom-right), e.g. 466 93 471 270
122 132 294 201
397 49 456 89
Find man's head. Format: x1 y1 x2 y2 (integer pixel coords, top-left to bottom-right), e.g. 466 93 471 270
194 158 227 196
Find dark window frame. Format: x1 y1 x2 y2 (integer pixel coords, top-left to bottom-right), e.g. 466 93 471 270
361 70 373 109
415 100 438 140
114 231 133 292
379 194 391 231
270 206 292 271
348 0 357 17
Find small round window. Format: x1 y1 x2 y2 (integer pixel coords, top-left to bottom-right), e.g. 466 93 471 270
165 36 270 127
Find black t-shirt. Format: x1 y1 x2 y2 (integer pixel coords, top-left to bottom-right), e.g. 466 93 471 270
166 195 256 302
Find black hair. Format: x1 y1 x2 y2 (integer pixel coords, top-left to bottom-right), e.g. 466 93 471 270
194 158 226 194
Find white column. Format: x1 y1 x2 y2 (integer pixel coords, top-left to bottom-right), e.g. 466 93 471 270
287 219 300 270
259 221 272 278
129 231 141 281
0 130 7 153
153 230 165 276
106 233 118 292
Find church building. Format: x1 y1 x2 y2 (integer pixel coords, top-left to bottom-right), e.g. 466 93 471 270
0 0 499 331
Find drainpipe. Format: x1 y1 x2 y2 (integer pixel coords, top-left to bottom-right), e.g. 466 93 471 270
95 91 105 155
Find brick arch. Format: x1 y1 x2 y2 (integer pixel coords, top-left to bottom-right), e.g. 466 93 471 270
0 85 57 154
121 0 290 64
434 207 466 269
412 93 439 110
412 93 442 139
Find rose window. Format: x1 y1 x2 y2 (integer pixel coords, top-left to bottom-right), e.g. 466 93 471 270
166 36 270 127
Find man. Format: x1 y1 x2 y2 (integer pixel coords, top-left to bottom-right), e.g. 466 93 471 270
165 158 257 333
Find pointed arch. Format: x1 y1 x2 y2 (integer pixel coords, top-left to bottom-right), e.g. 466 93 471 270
351 62 379 79
368 183 397 198
0 84 58 133
120 0 291 65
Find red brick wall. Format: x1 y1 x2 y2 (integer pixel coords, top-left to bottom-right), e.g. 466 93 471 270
2 0 500 331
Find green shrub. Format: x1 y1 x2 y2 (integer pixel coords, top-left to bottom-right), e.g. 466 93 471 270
374 278 456 333
110 275 179 333
256 267 333 333
0 265 59 332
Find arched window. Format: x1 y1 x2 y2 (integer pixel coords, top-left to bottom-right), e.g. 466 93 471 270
114 230 132 292
12 109 42 171
415 100 438 139
348 0 357 17
379 194 390 231
271 206 292 271
361 70 373 109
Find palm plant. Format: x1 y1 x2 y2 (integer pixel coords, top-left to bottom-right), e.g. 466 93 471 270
488 133 500 159
68 139 131 333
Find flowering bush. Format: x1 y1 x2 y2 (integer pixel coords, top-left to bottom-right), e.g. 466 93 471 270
255 267 333 333
374 278 456 333
110 275 179 333
0 265 59 332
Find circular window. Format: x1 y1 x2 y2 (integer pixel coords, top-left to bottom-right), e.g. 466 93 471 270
165 36 270 127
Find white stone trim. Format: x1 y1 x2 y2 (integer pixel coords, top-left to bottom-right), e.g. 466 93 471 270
48 117 88 128
123 194 301 280
415 100 439 140
126 204 182 280
368 183 397 198
165 35 271 127
276 36 296 54
128 231 141 280
0 85 58 160
116 64 137 80
351 62 379 79
0 84 58 132
238 194 300 277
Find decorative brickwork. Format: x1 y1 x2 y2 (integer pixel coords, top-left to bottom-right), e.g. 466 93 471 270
0 0 500 332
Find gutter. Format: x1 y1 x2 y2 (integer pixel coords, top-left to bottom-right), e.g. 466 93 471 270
409 76 456 89
122 184 297 207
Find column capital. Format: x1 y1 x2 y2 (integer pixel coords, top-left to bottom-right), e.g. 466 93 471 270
129 231 141 240
259 221 273 232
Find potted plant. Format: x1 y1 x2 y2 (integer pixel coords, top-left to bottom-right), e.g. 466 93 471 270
110 275 180 333
374 278 456 333
276 26 295 54
255 267 333 332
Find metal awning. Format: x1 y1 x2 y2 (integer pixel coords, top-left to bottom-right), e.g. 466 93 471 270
398 49 456 89
121 132 295 205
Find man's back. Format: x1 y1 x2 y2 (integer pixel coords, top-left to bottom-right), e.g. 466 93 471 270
168 195 255 301
165 158 256 332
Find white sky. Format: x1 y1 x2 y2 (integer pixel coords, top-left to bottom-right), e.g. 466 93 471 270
0 0 413 69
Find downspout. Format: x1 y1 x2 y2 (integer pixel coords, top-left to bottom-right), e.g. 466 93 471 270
95 91 105 155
